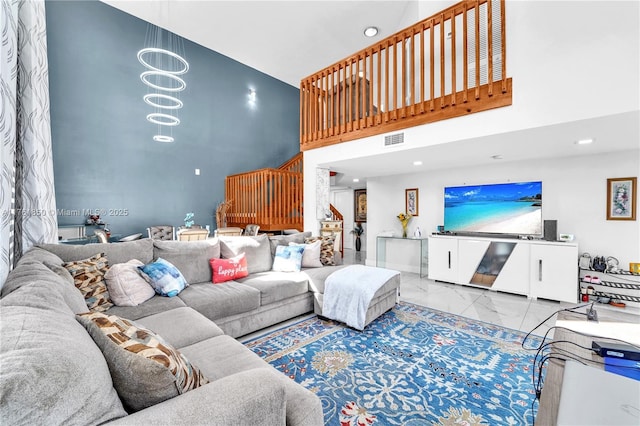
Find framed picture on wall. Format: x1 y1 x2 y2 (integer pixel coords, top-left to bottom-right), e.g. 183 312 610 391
405 188 419 216
607 177 636 220
354 189 367 222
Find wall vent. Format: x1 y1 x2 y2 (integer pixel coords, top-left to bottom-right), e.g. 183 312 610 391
384 133 404 147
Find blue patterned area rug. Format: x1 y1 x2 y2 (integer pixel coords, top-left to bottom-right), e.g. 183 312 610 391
243 302 545 425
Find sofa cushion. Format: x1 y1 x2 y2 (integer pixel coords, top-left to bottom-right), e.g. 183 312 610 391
178 282 261 320
43 261 91 314
219 234 272 274
106 294 187 321
63 253 113 312
39 238 153 265
303 265 349 293
134 307 225 349
152 239 221 283
105 259 155 306
0 291 127 425
272 245 305 272
77 311 209 412
210 253 249 283
289 240 323 268
138 258 188 297
305 235 336 266
268 231 312 256
235 271 310 305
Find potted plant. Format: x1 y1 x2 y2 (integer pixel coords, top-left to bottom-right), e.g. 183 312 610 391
350 222 364 251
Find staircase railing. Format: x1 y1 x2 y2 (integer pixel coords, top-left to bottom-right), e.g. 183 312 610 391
225 154 303 232
300 0 511 151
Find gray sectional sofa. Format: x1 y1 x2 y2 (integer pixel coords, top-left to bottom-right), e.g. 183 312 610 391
0 232 400 425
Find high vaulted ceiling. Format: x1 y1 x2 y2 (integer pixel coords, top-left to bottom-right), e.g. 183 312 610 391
102 0 424 87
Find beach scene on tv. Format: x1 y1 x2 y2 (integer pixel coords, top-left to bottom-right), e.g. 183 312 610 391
444 181 543 235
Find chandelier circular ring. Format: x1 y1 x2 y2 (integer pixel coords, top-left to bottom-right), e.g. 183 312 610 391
137 48 189 75
140 71 186 92
153 135 175 143
143 93 183 109
146 113 180 126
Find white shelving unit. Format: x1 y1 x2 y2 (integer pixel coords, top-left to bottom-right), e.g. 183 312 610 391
579 268 640 315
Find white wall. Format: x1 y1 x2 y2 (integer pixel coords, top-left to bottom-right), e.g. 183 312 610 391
365 149 639 272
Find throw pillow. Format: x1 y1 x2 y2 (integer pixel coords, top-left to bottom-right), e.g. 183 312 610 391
76 312 209 412
272 245 305 272
209 253 249 284
289 241 323 268
305 235 336 266
63 253 113 312
218 234 273 274
105 259 155 306
138 258 188 297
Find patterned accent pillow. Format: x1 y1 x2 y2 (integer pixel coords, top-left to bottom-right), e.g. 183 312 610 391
272 245 305 272
209 253 249 284
305 235 336 266
138 258 188 297
289 240 323 268
76 311 209 412
63 253 113 312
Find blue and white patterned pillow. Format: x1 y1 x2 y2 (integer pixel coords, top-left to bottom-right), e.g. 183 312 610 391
272 245 305 272
138 258 188 297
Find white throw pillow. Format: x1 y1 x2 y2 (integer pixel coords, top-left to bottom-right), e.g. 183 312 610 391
105 259 155 306
289 240 323 268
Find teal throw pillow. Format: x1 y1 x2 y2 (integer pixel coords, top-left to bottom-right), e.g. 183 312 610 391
272 245 305 272
138 258 188 297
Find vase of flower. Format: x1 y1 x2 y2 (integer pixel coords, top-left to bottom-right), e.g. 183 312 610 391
397 213 412 238
350 222 364 251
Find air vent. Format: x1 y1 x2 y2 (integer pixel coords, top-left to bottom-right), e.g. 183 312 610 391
384 133 404 147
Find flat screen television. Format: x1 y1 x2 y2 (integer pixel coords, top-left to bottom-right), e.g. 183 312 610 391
444 181 542 236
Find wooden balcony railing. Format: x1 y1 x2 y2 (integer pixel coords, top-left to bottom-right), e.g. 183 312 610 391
225 153 303 232
300 0 511 151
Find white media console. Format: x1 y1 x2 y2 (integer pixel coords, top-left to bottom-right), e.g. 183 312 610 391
428 234 578 303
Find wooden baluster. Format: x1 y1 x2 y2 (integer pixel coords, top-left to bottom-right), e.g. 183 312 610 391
410 27 415 116
329 68 334 136
392 36 398 120
377 46 382 124
299 82 304 145
429 20 435 111
384 42 390 122
347 61 352 132
463 5 468 103
440 14 446 109
355 56 360 130
368 50 374 126
401 33 407 118
451 10 457 106
487 0 494 96
420 24 425 113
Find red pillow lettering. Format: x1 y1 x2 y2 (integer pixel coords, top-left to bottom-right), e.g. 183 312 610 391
209 253 249 284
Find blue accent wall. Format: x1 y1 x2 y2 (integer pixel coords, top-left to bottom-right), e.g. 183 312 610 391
46 0 299 237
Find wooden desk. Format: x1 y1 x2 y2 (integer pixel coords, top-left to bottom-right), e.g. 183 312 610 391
536 309 640 425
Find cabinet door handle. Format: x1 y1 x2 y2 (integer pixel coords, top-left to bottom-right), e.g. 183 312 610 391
538 259 542 281
448 251 451 269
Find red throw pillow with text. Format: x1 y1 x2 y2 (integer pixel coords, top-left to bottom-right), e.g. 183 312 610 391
209 253 249 284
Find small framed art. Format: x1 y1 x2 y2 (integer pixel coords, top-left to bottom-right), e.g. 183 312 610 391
606 177 636 220
354 189 367 222
405 188 419 216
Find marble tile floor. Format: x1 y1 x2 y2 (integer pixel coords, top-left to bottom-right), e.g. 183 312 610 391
243 249 636 341
343 249 636 339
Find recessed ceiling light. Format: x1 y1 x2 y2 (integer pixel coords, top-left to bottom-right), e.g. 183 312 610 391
491 154 503 160
575 138 594 145
413 161 423 166
364 26 379 37
353 178 360 182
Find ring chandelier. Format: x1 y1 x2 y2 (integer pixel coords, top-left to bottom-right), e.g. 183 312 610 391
138 25 189 143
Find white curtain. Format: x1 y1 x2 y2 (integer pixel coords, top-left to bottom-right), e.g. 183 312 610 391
1 0 57 289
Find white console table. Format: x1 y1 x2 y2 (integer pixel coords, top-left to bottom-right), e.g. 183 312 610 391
376 236 428 277
428 234 578 303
